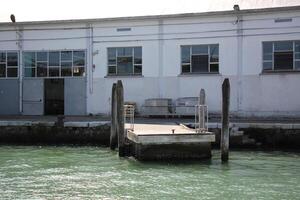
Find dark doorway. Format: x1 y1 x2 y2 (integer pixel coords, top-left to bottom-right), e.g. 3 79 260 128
44 79 64 115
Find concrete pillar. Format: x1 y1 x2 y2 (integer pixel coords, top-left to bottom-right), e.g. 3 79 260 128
158 19 164 98
110 83 118 150
221 78 230 162
116 80 125 157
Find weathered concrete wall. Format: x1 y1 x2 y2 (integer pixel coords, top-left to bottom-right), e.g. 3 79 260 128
0 123 110 145
0 121 299 150
132 142 212 161
89 9 300 118
0 79 19 115
212 128 300 149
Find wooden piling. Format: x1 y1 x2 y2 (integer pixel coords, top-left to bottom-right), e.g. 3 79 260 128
199 89 205 105
116 80 125 157
221 78 230 162
110 83 118 150
199 89 206 130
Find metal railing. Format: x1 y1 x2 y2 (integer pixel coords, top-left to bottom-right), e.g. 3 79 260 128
124 104 135 131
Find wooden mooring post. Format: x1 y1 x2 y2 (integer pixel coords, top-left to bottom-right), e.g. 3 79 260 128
110 83 118 150
199 89 206 130
116 80 126 157
221 78 230 162
110 80 131 157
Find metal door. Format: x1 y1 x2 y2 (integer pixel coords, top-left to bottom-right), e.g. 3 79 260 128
22 79 44 115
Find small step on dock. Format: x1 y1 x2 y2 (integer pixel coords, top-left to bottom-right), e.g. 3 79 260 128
126 123 215 161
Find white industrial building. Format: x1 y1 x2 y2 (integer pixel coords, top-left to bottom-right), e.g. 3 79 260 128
0 5 299 117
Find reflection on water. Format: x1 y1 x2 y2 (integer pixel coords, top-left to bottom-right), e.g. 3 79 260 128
0 146 299 199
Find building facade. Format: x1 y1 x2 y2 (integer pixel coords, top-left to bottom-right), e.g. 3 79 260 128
0 6 299 117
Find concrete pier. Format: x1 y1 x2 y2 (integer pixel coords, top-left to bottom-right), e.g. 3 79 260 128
0 120 110 145
0 116 300 150
126 123 215 160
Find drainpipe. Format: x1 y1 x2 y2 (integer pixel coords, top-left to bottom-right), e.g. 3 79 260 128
234 5 243 113
87 23 93 94
86 23 93 114
158 19 164 98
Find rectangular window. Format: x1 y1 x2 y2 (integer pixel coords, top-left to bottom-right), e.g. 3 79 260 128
6 52 19 77
49 51 60 77
0 51 19 78
24 52 36 77
7 52 18 66
263 41 300 72
61 61 72 76
295 41 300 70
37 52 48 77
49 52 60 66
0 63 5 77
191 55 208 72
107 47 142 76
274 52 293 70
73 51 85 76
181 44 219 74
23 50 86 77
60 51 72 77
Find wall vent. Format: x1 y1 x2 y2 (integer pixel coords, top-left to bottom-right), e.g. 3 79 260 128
274 18 292 23
117 28 131 32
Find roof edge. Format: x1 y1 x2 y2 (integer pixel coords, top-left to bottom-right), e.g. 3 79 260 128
0 5 300 26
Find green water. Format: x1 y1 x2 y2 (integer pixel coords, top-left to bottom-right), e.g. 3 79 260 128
0 146 299 200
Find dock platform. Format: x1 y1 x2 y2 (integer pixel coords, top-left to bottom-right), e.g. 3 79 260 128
126 123 215 161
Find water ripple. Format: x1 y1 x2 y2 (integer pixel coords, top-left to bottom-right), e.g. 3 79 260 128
0 146 299 199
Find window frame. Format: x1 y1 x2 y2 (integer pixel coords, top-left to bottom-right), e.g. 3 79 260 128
0 51 19 79
107 46 142 76
48 51 61 77
24 51 37 77
180 44 219 74
60 51 73 77
37 52 48 77
262 40 300 72
23 49 86 78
